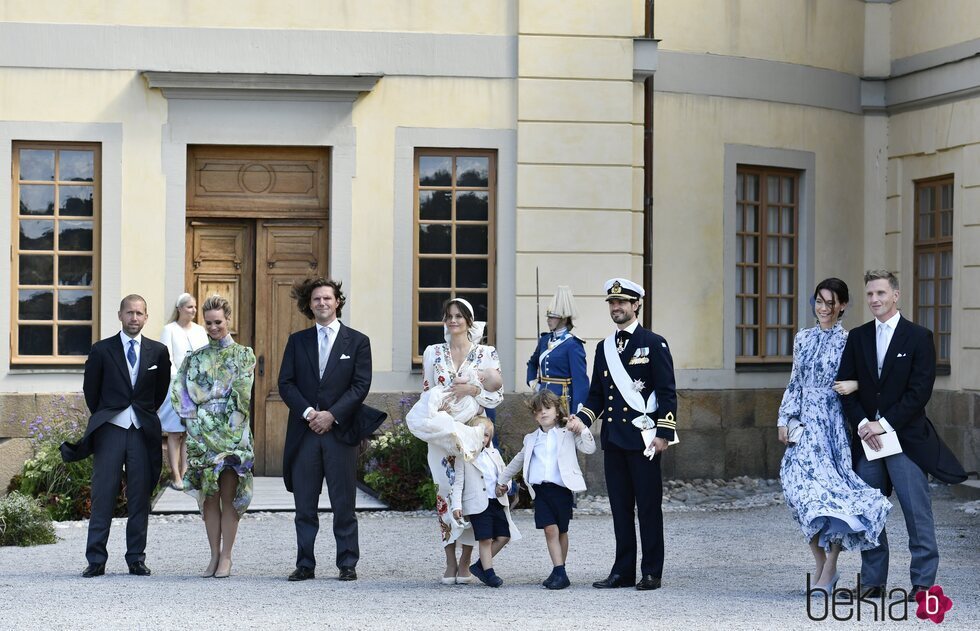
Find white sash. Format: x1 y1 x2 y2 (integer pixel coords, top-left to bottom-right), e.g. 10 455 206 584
602 334 679 447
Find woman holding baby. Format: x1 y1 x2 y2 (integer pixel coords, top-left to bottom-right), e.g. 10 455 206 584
407 298 504 584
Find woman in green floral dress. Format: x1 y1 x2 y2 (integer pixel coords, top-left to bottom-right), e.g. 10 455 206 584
171 294 255 578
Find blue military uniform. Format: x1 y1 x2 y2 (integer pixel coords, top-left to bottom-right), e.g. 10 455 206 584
578 278 677 589
526 328 589 415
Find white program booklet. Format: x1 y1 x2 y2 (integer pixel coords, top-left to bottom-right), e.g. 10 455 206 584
860 430 903 461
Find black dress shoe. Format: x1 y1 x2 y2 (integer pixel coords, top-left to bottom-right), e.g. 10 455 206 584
907 585 930 602
288 566 316 582
339 566 357 581
636 575 662 591
128 561 151 576
82 563 105 578
592 574 635 589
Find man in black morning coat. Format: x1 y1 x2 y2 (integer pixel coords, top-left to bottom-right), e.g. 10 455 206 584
279 278 372 582
61 294 171 578
570 278 677 592
836 270 966 600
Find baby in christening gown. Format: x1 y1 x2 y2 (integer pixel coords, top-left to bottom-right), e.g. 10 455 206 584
407 370 502 462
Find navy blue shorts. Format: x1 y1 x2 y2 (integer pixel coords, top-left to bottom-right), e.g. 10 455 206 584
467 500 510 541
532 482 574 533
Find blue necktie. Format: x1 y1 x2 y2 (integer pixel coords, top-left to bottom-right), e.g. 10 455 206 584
127 339 137 368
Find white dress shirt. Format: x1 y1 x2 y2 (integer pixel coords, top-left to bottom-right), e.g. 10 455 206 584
303 319 342 422
527 428 563 486
475 450 499 499
108 331 142 429
859 311 902 434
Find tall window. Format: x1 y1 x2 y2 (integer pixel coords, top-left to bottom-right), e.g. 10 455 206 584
735 166 799 363
914 176 953 370
11 142 100 364
413 149 496 362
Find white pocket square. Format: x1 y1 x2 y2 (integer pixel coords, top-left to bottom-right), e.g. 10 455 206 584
148 365 158 371
896 353 907 358
340 354 351 360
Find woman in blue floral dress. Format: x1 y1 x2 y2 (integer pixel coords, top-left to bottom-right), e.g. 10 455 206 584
777 278 891 593
171 295 255 579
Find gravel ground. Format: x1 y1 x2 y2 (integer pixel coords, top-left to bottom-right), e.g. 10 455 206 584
1 483 977 630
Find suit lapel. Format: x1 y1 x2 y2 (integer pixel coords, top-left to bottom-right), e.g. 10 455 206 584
303 326 319 377
861 323 880 383
110 335 134 391
134 340 151 389
878 317 910 384
320 323 351 384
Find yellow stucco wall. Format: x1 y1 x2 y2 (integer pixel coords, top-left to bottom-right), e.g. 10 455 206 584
652 92 866 369
654 0 866 75
890 0 980 61
0 0 516 34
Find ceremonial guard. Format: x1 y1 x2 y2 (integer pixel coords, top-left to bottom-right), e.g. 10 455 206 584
525 286 589 415
571 278 677 592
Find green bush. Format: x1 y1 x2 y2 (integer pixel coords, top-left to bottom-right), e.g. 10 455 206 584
8 397 171 521
0 492 57 546
359 396 435 511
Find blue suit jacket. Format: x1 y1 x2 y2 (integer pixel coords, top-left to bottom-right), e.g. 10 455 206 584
526 332 589 414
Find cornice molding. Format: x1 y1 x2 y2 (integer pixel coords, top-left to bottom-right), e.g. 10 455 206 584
142 72 382 101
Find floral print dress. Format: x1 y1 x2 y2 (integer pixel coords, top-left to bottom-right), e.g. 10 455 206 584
778 323 891 551
421 342 503 546
171 335 256 517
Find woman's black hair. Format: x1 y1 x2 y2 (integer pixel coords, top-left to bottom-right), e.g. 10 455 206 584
812 277 849 318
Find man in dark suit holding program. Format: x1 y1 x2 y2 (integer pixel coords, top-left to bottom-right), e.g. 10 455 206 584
61 294 171 578
570 278 677 592
836 270 966 601
279 278 372 582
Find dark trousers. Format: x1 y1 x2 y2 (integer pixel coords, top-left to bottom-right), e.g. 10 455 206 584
86 424 151 565
292 430 359 570
604 445 664 580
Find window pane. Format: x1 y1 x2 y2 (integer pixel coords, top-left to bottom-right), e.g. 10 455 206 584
781 329 794 356
780 268 793 295
919 281 934 306
59 186 94 216
767 206 779 233
19 254 54 285
736 175 744 201
419 190 451 221
19 185 55 215
766 329 777 355
20 220 55 250
18 325 53 355
940 183 952 210
780 298 793 325
766 267 778 294
736 328 743 355
940 250 952 277
781 238 794 264
456 292 489 323
766 298 778 325
58 326 93 355
939 307 951 333
743 236 757 263
766 236 778 263
940 211 952 238
456 157 489 187
59 289 93 320
19 149 55 181
747 206 758 232
456 225 488 254
746 174 758 202
456 259 488 288
736 236 745 263
58 255 93 286
919 252 935 277
18 289 53 320
743 329 756 355
744 267 756 294
919 212 933 239
918 187 934 213
418 325 445 353
918 307 934 331
767 176 779 203
743 298 756 325
418 291 452 322
59 221 93 251
940 334 950 361
419 258 451 288
781 207 793 234
735 297 744 325
418 224 451 254
456 191 488 221
60 150 95 182
940 278 951 306
419 156 452 186
782 177 794 203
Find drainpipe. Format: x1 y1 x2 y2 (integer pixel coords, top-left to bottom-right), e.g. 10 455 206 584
642 0 654 328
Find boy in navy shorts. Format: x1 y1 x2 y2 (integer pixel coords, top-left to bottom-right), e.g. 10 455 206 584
497 390 595 589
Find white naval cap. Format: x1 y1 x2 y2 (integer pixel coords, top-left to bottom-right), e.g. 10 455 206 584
603 278 645 301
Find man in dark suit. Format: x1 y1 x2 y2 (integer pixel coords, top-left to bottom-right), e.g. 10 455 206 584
570 278 677 591
61 294 171 577
837 270 966 601
279 278 372 582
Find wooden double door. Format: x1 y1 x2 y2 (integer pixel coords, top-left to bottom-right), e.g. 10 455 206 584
185 146 330 475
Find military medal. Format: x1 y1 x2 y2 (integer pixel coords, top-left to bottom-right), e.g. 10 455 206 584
632 379 645 392
632 415 657 430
